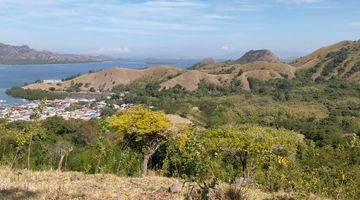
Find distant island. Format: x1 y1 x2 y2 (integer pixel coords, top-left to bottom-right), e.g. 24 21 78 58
0 42 115 65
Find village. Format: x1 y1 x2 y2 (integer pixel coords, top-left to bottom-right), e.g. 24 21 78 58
0 98 131 122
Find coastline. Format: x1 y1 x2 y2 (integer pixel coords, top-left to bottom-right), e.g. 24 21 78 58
0 59 198 106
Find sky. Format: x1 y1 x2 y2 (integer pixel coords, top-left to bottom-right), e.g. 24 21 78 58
0 0 359 59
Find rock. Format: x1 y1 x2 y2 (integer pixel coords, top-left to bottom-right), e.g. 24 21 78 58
168 182 182 193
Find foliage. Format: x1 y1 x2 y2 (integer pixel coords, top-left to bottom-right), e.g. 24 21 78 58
164 125 301 182
6 87 69 100
107 106 172 175
1 66 360 199
107 106 171 140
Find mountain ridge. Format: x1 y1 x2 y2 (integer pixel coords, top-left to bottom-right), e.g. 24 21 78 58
0 42 113 65
23 40 360 92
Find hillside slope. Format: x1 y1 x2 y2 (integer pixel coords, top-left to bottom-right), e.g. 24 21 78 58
24 66 183 92
0 43 111 65
160 70 232 91
291 40 360 81
0 168 183 200
0 168 308 200
184 49 295 90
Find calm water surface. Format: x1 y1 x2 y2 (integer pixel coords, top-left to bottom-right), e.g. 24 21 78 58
0 59 198 105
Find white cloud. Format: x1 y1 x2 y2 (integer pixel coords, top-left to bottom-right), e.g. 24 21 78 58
95 47 131 54
204 15 234 20
275 0 320 4
142 0 204 8
221 46 230 51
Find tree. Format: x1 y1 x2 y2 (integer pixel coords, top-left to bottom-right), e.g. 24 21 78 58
53 141 73 171
200 125 302 180
26 101 45 169
107 106 172 176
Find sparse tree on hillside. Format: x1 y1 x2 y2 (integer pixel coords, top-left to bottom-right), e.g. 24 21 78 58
26 101 45 169
53 141 73 171
107 106 172 176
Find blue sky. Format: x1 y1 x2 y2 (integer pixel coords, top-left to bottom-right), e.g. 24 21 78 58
0 0 359 59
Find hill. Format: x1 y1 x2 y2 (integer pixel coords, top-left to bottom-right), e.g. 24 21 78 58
233 49 281 64
188 57 218 70
24 65 184 92
0 43 112 65
291 40 360 81
23 40 360 93
179 49 295 90
160 70 231 91
24 52 294 92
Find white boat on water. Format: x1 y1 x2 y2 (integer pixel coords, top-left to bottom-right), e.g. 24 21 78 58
0 99 6 103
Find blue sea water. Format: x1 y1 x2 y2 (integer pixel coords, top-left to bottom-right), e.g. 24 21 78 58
0 59 198 105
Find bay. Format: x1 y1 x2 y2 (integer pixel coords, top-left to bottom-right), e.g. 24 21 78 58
0 59 198 105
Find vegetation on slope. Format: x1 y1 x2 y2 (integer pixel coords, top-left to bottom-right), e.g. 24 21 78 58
292 40 360 81
20 40 360 96
1 40 360 199
5 87 69 100
1 73 360 199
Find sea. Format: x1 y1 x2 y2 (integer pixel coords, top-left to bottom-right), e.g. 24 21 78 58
0 59 199 106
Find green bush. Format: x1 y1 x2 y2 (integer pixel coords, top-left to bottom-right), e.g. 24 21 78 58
6 87 68 100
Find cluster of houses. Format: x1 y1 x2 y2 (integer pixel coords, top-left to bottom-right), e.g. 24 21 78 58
0 98 132 122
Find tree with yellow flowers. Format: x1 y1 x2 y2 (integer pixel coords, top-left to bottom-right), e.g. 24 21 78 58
107 106 172 176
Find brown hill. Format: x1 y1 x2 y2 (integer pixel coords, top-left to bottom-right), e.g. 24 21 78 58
189 57 218 70
0 42 111 65
24 40 359 93
25 59 293 92
24 66 183 92
235 61 296 90
291 40 360 81
160 70 231 91
234 49 281 64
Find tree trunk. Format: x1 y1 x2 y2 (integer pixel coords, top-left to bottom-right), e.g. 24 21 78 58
142 154 150 176
241 159 247 179
142 143 162 176
57 154 65 171
141 138 165 176
27 134 33 169
240 152 248 179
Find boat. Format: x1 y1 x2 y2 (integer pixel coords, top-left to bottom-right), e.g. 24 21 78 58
0 99 6 103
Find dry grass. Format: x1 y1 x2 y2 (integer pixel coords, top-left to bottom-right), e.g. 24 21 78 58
291 40 352 68
0 167 184 200
160 70 231 91
0 167 331 200
291 40 360 81
24 66 183 92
